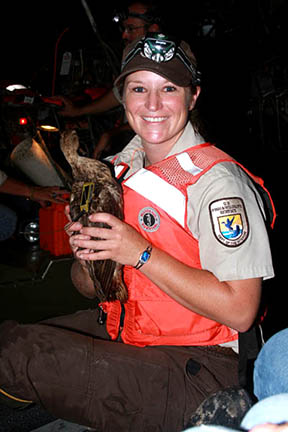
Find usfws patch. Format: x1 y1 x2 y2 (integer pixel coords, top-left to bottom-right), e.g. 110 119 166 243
209 197 249 247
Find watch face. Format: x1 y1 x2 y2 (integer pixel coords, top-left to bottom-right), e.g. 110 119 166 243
141 250 150 263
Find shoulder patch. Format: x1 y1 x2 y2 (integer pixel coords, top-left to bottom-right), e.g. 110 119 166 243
209 197 249 247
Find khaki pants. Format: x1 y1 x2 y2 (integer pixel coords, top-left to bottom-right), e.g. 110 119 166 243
0 309 239 432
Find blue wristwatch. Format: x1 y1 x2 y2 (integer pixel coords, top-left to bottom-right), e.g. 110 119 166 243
134 245 152 270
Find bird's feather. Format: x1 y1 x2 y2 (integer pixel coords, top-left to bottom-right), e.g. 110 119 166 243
60 129 128 303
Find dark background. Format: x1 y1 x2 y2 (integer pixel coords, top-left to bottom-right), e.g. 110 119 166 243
0 0 287 334
1 0 287 153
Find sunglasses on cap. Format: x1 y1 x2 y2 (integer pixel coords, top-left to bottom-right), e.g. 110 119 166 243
121 33 201 86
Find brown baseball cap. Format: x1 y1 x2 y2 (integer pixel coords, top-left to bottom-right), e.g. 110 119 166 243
114 33 201 96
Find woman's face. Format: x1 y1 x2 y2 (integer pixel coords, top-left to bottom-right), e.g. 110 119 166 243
123 70 199 151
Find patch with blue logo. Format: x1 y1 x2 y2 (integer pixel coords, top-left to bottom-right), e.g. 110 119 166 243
209 197 249 247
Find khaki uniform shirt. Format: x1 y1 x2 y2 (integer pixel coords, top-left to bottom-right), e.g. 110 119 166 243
110 122 274 282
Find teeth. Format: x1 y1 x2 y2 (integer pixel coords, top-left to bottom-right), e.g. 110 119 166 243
143 117 167 122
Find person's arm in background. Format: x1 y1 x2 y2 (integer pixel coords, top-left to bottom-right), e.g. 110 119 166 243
55 89 120 118
0 176 68 205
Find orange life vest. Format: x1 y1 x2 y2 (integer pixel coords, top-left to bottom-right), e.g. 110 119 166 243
101 143 275 347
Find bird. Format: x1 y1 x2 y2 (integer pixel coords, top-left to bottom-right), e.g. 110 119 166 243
222 216 235 231
60 129 128 303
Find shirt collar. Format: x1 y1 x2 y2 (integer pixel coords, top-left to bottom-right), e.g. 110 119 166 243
109 122 205 175
166 122 205 157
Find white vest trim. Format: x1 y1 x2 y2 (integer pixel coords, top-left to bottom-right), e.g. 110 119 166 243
176 152 203 175
124 168 186 227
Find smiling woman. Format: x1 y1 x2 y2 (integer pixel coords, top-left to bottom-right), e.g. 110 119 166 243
0 32 276 431
114 33 202 162
123 71 199 162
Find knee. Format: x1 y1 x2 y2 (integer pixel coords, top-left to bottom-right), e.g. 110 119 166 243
0 321 36 361
0 320 22 345
254 328 288 400
255 328 288 374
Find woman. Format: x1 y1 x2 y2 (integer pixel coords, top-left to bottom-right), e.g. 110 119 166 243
0 33 275 431
71 33 274 341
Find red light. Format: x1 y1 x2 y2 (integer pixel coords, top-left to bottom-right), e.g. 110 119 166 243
19 117 28 125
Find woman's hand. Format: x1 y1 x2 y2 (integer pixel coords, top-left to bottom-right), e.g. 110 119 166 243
30 186 69 206
70 212 149 267
64 205 84 256
51 95 81 117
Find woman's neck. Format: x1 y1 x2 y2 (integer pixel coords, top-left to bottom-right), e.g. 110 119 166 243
143 133 182 165
143 145 170 165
